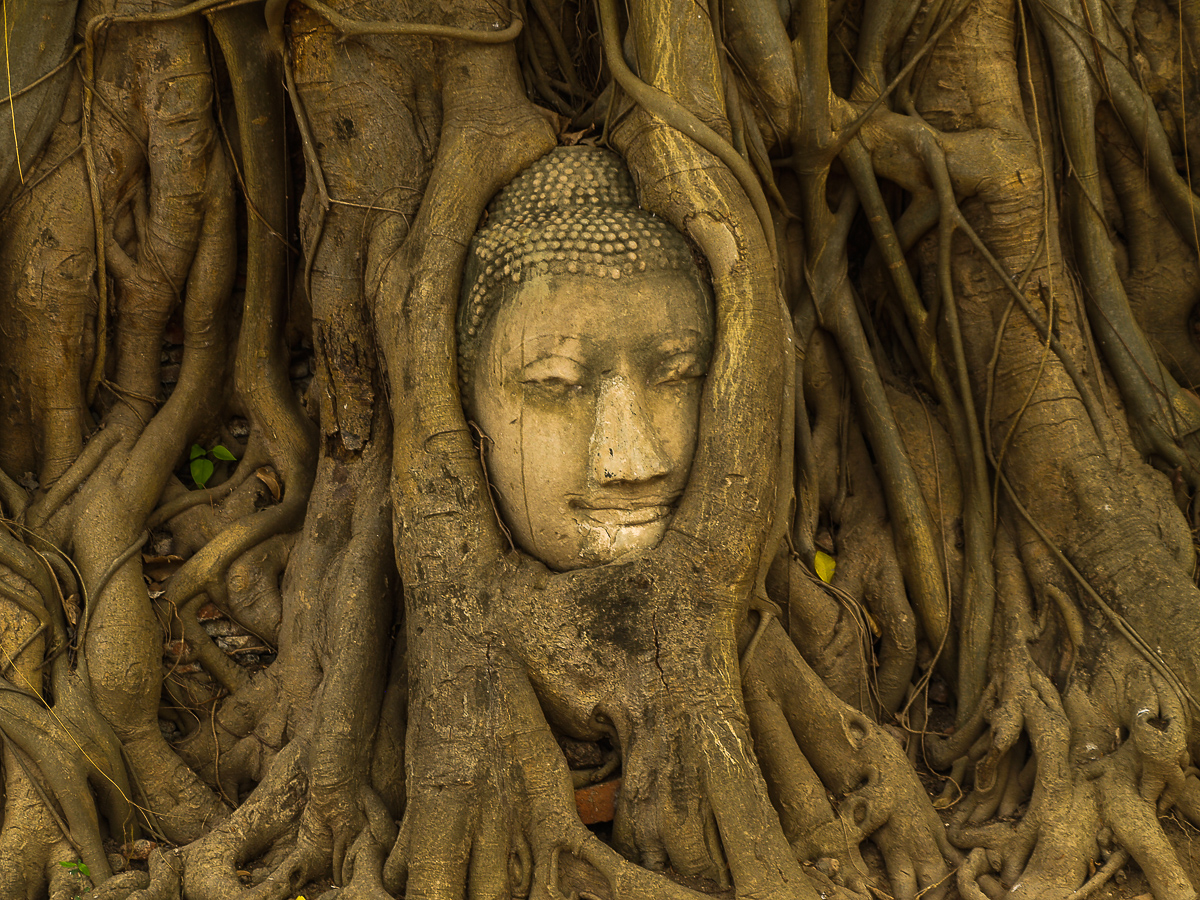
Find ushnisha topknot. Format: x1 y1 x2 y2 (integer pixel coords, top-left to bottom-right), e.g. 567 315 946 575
458 145 707 394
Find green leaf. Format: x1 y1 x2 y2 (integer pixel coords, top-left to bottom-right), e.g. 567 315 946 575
210 444 237 461
189 444 206 460
191 458 214 488
814 550 836 584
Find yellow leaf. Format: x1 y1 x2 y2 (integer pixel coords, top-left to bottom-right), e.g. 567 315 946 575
814 551 836 583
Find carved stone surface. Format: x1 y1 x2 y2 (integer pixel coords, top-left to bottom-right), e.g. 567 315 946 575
462 149 713 569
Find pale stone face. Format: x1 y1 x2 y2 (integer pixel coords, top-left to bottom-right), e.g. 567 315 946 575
470 271 712 571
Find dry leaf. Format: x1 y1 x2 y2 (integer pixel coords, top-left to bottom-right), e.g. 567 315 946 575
142 554 183 565
256 466 282 502
63 593 79 628
197 602 225 622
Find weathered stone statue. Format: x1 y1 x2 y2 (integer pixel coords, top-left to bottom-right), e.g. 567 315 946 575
425 146 955 898
5 0 1200 897
459 147 713 570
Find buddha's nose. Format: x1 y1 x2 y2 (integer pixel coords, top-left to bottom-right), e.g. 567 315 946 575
589 374 671 485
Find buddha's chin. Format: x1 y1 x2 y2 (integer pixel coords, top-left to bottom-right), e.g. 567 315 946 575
575 516 670 566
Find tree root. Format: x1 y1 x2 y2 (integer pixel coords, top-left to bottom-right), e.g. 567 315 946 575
177 739 308 900
0 742 91 898
6 1 1200 900
944 523 1200 899
745 616 958 899
384 650 826 900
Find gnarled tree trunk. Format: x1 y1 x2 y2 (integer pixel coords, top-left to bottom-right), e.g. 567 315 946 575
1 0 1200 898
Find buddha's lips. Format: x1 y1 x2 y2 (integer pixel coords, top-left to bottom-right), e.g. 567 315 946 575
571 496 679 527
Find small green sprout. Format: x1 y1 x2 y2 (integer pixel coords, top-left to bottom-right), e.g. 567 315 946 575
59 860 92 897
59 860 90 878
190 443 238 488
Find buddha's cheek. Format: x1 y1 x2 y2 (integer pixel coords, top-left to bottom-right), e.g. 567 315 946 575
483 402 594 568
646 389 703 486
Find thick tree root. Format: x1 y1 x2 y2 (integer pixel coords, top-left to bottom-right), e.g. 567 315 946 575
939 526 1199 899
385 652 827 900
176 739 308 900
745 617 958 899
0 743 89 900
5 1 1200 900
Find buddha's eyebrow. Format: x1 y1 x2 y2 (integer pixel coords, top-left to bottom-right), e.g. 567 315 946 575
500 334 593 367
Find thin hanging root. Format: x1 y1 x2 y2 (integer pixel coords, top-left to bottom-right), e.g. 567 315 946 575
851 102 1111 462
595 0 777 262
848 132 1037 724
278 0 523 313
0 516 69 636
0 590 48 665
211 3 314 483
824 273 952 655
999 464 1200 716
525 0 583 97
1029 0 1200 482
950 533 1117 898
295 0 524 41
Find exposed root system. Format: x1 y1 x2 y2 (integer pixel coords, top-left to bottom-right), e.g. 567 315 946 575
2 0 1200 897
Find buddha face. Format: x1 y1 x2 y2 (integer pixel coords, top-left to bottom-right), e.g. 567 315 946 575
470 271 712 571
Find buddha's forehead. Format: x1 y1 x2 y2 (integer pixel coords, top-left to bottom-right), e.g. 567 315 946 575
457 146 709 394
485 271 713 360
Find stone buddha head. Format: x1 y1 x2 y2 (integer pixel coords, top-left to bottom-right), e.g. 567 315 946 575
459 147 713 571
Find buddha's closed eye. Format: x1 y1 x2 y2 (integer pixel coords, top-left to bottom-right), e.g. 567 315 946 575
653 352 708 385
520 356 588 395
